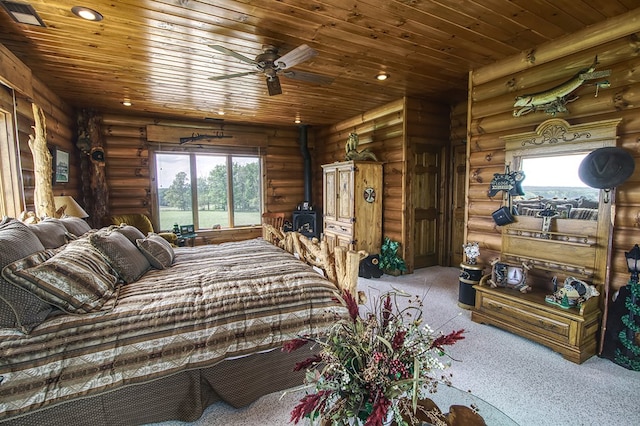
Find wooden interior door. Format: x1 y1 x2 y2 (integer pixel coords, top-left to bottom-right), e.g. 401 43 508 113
412 145 441 268
449 144 467 266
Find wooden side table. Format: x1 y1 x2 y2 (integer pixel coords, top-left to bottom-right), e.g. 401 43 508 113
458 262 483 309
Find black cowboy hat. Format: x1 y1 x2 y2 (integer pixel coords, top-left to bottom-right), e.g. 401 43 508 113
578 147 635 189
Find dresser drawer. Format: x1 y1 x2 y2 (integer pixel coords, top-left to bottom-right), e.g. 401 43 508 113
477 292 572 344
324 221 353 237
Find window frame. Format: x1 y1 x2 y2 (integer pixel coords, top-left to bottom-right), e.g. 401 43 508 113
150 146 264 232
0 90 24 218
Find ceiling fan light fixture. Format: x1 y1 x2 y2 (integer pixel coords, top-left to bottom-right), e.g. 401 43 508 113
1 1 46 26
71 6 103 21
266 76 282 96
376 72 389 81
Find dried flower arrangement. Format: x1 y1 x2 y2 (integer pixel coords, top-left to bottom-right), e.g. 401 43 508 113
283 289 465 426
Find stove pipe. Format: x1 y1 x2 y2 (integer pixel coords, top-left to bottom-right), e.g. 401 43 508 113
299 125 312 208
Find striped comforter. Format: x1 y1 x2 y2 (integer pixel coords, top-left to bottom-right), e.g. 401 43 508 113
0 238 347 421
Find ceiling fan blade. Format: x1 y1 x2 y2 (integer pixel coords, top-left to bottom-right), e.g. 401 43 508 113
266 76 282 96
208 71 260 81
209 45 258 65
282 70 333 85
275 44 317 69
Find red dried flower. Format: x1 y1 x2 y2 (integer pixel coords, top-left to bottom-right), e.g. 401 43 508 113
282 338 309 353
364 393 391 426
430 329 465 351
381 294 392 330
343 289 360 322
391 330 406 351
294 354 322 371
290 390 330 424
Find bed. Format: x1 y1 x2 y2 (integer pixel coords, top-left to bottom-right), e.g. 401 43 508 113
0 219 358 425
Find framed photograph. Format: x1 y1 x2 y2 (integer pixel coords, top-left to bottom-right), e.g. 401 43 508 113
54 148 70 183
180 224 195 236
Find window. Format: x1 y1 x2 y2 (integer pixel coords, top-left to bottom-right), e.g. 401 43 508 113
520 153 599 201
154 151 261 231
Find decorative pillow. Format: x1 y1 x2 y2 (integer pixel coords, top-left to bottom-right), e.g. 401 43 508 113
59 216 92 237
3 238 119 314
113 224 146 244
488 259 531 293
0 217 51 331
1 249 59 333
136 234 175 269
28 218 69 249
90 228 150 283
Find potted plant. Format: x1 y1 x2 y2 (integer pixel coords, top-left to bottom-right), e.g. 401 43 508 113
379 237 407 276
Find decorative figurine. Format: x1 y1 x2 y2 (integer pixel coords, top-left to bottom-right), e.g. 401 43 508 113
463 241 480 265
344 132 378 161
545 276 600 309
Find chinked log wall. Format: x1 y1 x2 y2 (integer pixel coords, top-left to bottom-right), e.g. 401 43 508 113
467 23 640 292
0 45 75 214
99 114 308 244
314 97 450 272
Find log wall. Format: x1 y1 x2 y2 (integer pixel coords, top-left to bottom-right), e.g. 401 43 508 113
98 114 308 243
468 30 640 293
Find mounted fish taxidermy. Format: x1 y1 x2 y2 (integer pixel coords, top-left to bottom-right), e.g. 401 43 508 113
513 56 611 117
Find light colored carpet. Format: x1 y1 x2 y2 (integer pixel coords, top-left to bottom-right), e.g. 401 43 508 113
151 266 640 426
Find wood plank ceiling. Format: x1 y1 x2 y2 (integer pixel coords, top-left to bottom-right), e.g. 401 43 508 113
0 0 638 127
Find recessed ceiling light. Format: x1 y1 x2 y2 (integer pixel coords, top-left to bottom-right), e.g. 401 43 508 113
122 99 132 107
217 110 225 116
1 1 46 27
376 72 389 81
71 6 103 21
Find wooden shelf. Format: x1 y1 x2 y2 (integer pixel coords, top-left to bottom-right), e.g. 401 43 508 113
501 252 595 279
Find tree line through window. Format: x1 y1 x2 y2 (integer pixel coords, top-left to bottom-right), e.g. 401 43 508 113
155 152 261 231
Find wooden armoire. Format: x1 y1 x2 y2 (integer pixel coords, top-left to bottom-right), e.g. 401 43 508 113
322 161 383 255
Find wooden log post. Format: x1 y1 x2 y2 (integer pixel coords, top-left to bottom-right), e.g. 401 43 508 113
262 224 366 301
78 109 109 228
28 103 55 218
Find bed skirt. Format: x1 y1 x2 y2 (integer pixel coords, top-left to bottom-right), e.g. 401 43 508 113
1 348 310 426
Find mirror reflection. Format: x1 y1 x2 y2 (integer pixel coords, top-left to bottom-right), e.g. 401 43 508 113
514 153 600 220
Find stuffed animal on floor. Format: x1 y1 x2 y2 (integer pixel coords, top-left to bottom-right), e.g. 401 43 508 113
359 254 383 279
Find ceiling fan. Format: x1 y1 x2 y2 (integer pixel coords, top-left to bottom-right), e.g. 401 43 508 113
208 44 333 95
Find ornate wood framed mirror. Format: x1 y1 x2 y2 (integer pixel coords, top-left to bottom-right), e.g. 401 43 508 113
501 117 622 289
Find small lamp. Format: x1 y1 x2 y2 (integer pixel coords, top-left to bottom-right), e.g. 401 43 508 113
625 244 640 284
53 196 89 218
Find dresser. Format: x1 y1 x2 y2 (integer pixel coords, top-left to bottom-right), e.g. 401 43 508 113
322 161 383 254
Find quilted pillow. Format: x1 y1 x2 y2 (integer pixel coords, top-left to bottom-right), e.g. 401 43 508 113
90 228 150 283
59 216 92 237
113 224 146 244
28 218 69 248
0 217 51 331
3 238 119 314
1 249 59 333
136 234 175 269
